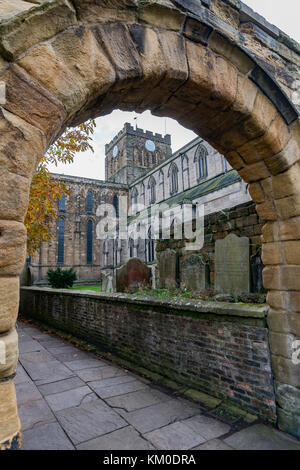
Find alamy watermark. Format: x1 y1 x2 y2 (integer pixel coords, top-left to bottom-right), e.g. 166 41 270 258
96 196 204 251
292 340 300 365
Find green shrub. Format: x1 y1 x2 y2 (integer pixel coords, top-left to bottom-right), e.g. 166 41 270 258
47 267 77 289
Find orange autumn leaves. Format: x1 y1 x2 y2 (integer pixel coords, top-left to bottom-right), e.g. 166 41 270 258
25 120 96 256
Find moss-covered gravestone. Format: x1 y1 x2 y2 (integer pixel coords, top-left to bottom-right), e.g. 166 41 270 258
215 234 250 296
180 254 209 292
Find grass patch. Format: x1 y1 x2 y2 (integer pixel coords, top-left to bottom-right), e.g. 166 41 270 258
69 285 102 292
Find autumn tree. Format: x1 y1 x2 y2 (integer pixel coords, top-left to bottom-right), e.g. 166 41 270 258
25 120 96 256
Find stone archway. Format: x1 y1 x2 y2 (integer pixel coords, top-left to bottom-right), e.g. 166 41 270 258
0 0 299 448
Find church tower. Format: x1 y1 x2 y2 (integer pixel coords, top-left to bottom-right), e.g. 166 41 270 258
105 122 172 184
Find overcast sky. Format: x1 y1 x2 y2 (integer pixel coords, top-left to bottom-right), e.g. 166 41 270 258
48 0 300 181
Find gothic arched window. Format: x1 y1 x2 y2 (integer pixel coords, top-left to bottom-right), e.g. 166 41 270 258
194 145 208 181
129 237 134 258
113 194 119 218
131 187 138 214
148 176 156 205
168 162 179 195
181 154 190 190
140 182 145 206
87 220 93 265
57 218 65 264
58 194 65 212
147 227 155 263
87 191 93 213
159 170 165 199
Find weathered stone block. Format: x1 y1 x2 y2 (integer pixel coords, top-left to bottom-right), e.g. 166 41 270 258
261 242 281 266
0 380 20 445
239 161 270 183
209 31 254 74
256 201 277 221
0 328 18 379
0 277 19 334
264 137 300 176
272 355 300 387
0 0 77 60
248 182 265 203
19 26 116 118
138 0 185 31
272 163 300 200
269 332 296 359
1 64 65 141
0 220 27 276
277 407 300 439
275 194 300 220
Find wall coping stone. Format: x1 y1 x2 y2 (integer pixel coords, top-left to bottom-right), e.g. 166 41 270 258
21 286 268 319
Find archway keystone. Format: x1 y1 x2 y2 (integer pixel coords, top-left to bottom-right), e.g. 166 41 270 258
0 0 299 448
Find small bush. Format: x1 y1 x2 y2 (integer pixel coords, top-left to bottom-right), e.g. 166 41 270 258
47 267 77 289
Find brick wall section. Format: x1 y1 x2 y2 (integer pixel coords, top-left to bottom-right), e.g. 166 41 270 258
20 288 276 422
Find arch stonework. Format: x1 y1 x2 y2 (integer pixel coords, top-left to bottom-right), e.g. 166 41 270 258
0 0 299 448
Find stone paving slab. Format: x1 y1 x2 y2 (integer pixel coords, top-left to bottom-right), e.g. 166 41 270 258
16 382 43 406
22 422 75 450
90 378 149 399
20 349 57 364
106 388 171 412
64 358 108 371
45 386 98 412
23 360 75 385
118 399 201 434
18 339 46 354
224 424 300 450
55 400 127 445
18 398 56 431
76 365 126 382
37 377 86 396
76 426 155 451
145 421 207 450
193 438 233 450
182 414 230 440
14 363 31 385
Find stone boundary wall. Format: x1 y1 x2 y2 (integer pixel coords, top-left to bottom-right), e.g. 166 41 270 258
20 287 276 422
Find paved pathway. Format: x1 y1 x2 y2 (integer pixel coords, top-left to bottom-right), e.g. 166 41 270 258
16 321 300 451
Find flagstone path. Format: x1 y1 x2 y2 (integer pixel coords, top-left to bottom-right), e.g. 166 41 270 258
16 321 300 451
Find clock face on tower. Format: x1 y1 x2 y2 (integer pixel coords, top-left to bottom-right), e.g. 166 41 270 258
113 145 118 157
145 140 155 152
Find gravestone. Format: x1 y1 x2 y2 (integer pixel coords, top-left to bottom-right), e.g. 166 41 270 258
214 233 250 295
101 272 115 293
151 265 157 289
116 258 152 292
158 249 178 290
180 254 209 292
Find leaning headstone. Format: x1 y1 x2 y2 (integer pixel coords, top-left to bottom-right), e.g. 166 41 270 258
214 233 250 295
180 254 209 292
158 249 178 290
116 258 152 293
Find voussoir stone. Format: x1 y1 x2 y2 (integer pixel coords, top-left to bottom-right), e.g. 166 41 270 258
18 25 116 117
0 328 19 379
0 277 19 334
0 220 27 276
0 0 77 60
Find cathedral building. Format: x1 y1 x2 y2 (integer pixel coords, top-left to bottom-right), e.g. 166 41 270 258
29 123 251 283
